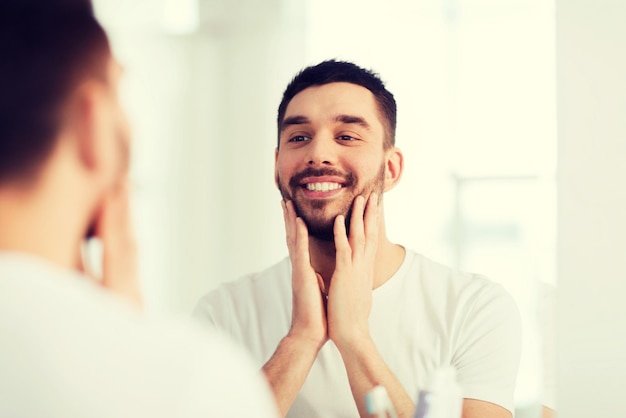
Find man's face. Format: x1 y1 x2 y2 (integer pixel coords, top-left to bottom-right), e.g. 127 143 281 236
275 82 389 241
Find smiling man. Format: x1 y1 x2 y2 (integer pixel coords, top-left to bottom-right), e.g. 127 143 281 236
194 60 522 418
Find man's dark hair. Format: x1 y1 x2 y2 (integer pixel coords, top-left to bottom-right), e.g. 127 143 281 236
0 1 111 185
276 60 397 149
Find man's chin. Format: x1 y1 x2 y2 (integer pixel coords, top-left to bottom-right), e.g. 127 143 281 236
306 225 335 242
303 215 351 242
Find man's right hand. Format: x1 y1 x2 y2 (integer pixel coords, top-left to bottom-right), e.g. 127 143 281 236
261 200 328 417
282 200 327 349
90 180 142 308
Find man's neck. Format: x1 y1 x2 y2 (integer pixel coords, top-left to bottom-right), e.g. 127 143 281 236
307 232 406 292
0 184 85 271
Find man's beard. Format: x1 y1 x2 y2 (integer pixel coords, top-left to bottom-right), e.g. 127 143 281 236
277 164 385 242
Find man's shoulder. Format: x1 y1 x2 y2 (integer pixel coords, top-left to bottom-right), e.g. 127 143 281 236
403 249 512 302
0 254 278 417
235 257 291 286
207 257 290 297
193 257 291 320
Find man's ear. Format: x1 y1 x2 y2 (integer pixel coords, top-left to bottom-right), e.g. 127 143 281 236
274 147 280 188
66 81 106 173
383 147 403 192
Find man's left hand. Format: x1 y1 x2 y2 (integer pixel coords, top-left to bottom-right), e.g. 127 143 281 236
326 192 380 350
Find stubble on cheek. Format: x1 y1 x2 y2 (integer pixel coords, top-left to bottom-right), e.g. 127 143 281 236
276 162 384 240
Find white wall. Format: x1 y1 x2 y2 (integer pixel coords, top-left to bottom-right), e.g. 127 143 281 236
556 0 626 415
95 0 308 314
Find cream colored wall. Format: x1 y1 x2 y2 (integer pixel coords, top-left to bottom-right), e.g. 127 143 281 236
556 0 626 415
95 0 306 314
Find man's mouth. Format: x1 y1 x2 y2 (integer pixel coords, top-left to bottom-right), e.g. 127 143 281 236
299 176 347 198
287 168 355 199
304 182 342 192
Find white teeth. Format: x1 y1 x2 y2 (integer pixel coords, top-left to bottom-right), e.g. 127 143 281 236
306 182 341 192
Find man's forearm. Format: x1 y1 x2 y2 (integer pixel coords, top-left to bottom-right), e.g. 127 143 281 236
262 335 323 417
338 337 415 418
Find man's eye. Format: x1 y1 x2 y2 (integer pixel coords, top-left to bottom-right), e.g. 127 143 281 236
337 135 356 141
289 135 310 142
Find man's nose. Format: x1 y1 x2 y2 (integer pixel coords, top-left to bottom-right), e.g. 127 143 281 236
306 134 336 166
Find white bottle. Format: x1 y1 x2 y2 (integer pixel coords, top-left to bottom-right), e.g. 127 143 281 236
365 385 399 418
414 367 463 418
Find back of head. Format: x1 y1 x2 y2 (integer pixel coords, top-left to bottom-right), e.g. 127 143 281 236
0 0 111 186
276 60 397 148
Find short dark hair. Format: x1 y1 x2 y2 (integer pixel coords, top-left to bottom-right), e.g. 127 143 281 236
0 1 111 185
276 60 397 149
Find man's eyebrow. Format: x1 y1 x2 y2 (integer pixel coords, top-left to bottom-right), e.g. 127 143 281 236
335 114 371 131
281 115 310 131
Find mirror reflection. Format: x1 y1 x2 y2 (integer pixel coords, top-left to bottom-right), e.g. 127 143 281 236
94 0 557 416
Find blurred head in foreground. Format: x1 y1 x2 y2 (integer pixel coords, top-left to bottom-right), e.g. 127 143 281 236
0 0 131 269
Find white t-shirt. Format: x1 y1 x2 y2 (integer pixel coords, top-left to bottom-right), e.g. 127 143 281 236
194 249 522 417
0 252 279 418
